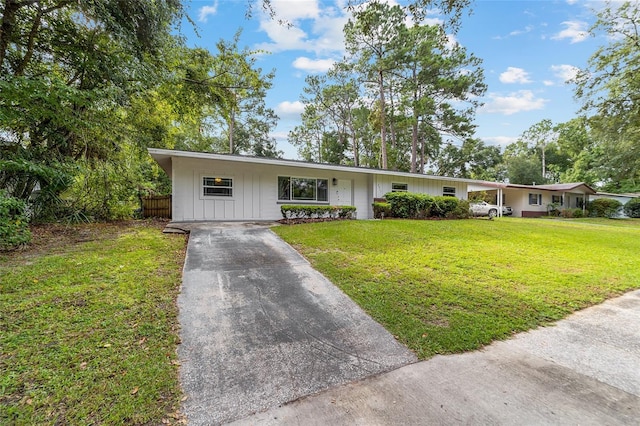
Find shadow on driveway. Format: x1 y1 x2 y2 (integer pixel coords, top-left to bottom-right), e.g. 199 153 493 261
177 223 417 425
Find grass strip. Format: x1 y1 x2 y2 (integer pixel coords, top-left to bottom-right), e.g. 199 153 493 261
0 222 187 425
273 218 640 359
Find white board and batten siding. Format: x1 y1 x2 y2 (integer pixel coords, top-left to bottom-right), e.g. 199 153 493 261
171 156 371 221
372 174 468 200
150 149 475 222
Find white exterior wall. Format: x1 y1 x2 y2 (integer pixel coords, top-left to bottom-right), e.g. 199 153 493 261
372 174 468 199
171 157 373 221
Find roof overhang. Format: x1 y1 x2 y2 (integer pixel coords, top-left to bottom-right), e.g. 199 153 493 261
147 148 482 184
468 181 596 195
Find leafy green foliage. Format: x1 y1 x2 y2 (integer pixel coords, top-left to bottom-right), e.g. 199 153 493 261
574 1 640 190
273 218 640 359
588 198 622 218
372 201 392 219
280 205 356 220
559 208 585 219
623 198 640 218
0 191 31 251
384 192 468 219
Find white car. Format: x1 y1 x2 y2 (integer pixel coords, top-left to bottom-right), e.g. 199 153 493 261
470 201 513 218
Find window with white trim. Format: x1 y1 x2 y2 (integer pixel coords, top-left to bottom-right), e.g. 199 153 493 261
278 176 328 202
391 183 408 192
443 186 456 197
529 193 542 205
203 177 233 197
551 195 563 204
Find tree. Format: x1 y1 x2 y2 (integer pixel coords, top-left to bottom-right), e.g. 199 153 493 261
344 1 406 169
575 1 640 191
0 0 185 215
397 23 485 172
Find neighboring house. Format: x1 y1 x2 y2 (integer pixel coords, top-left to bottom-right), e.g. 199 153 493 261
468 182 596 218
590 192 640 218
148 148 475 222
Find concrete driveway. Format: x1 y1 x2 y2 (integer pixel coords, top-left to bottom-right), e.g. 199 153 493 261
177 223 417 425
232 289 640 425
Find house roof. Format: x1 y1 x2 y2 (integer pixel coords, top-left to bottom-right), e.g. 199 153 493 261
594 192 640 198
147 148 483 184
470 181 597 194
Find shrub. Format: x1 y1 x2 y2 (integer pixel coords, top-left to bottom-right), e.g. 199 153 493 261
623 198 640 218
372 202 392 219
588 198 622 218
383 192 468 219
559 208 585 218
0 191 32 251
384 192 432 218
280 205 356 220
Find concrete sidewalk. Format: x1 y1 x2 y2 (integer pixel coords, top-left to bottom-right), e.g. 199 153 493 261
231 289 640 425
177 223 417 425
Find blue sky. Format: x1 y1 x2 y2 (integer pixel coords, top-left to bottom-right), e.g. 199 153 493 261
181 0 606 159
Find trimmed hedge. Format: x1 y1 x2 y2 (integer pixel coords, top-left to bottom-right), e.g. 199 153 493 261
0 191 32 251
559 208 586 218
588 198 622 218
382 192 469 219
280 205 356 220
372 202 392 219
623 198 640 218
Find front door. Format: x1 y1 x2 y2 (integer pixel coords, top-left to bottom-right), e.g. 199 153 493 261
336 179 352 206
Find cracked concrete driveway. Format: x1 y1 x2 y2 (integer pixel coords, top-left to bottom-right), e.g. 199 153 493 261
177 223 417 425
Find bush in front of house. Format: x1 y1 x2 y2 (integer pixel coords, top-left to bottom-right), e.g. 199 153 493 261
372 202 392 219
559 208 586 218
280 205 356 220
383 192 469 219
588 198 623 218
0 190 32 251
623 197 640 218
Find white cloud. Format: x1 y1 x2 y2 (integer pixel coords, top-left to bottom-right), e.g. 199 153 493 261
292 57 335 73
543 80 555 86
550 64 580 83
277 0 321 21
482 136 518 147
552 20 589 43
255 0 348 55
499 67 532 84
276 101 305 118
482 90 548 115
510 25 534 37
198 1 218 23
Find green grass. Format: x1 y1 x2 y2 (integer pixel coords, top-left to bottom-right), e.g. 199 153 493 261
0 222 187 425
273 217 640 359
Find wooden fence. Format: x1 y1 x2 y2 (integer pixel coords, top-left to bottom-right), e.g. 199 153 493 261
142 195 172 219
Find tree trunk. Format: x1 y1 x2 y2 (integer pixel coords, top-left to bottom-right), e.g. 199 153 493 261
410 68 418 173
378 69 388 169
0 0 21 70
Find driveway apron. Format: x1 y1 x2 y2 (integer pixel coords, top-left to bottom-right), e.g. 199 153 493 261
177 223 417 425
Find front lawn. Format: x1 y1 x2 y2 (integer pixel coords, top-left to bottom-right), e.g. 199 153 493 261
0 221 187 425
273 218 640 359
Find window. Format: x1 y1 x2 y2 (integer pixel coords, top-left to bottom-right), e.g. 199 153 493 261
203 177 232 197
576 196 584 209
391 183 408 192
529 193 542 205
443 186 456 197
278 176 328 202
552 195 563 204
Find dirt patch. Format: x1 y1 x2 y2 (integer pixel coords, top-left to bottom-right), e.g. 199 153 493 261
1 219 171 266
